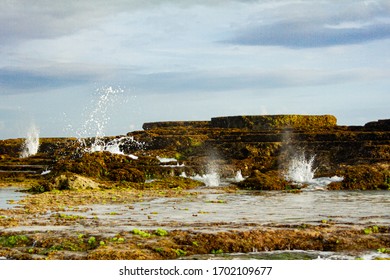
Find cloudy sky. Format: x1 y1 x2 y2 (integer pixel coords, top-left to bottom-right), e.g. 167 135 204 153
1 0 390 139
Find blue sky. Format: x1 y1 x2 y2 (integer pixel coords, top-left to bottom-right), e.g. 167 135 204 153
1 0 390 139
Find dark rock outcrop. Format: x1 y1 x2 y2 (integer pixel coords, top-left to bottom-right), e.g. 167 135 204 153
364 119 390 131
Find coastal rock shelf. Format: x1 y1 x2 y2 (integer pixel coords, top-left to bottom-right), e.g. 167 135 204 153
132 115 390 182
0 114 389 190
143 114 338 130
1 114 390 260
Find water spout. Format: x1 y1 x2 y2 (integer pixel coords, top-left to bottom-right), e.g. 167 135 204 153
284 153 316 184
74 86 144 158
284 152 344 190
190 160 221 187
20 124 40 158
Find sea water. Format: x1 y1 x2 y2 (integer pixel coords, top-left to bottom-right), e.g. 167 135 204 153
70 189 390 230
0 188 27 209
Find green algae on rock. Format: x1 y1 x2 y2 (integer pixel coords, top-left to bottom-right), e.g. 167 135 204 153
328 164 390 190
237 170 290 191
210 114 337 130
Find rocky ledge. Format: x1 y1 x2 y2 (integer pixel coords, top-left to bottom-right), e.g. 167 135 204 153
132 114 390 191
1 114 390 261
0 114 389 191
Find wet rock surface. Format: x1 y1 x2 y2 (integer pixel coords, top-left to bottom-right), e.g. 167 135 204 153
1 185 390 260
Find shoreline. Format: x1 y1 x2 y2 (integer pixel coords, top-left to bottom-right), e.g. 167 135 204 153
1 183 390 260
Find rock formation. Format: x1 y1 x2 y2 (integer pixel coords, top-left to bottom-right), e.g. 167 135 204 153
0 114 389 191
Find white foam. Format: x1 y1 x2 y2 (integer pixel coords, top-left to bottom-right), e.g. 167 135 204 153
84 136 141 159
191 172 220 187
304 176 344 191
41 170 51 175
157 156 177 163
234 170 245 182
129 154 139 160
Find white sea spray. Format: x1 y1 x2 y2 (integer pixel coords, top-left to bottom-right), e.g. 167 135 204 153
20 124 40 158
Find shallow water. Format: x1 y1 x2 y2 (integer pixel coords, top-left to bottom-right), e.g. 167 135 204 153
184 250 390 260
0 187 27 209
67 187 390 231
2 185 389 260
2 185 389 229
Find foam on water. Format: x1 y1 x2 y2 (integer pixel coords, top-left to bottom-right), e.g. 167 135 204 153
179 160 221 186
157 156 177 163
189 161 221 187
85 136 141 159
234 170 245 182
20 124 40 158
306 175 344 190
191 172 221 187
184 169 245 186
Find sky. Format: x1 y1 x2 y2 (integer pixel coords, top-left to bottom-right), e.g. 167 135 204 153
1 0 390 139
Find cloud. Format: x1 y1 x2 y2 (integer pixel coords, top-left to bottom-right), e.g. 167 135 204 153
227 20 390 48
0 67 99 93
0 0 237 44
1 0 390 140
119 67 389 94
0 1 146 45
225 0 390 48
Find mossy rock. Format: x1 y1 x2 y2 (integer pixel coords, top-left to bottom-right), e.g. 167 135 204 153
31 172 102 192
108 167 144 182
142 121 210 130
328 164 390 190
51 152 145 183
237 170 289 190
211 115 337 130
0 138 25 157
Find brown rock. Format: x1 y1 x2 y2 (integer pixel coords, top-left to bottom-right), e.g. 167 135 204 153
328 164 390 190
53 173 101 190
211 115 337 130
52 151 145 183
237 170 289 190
